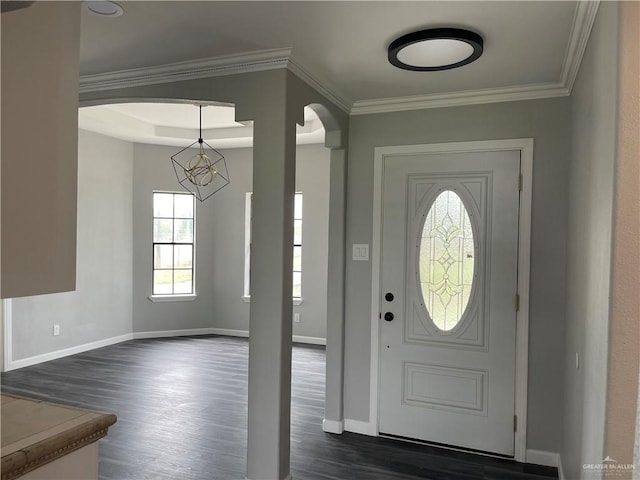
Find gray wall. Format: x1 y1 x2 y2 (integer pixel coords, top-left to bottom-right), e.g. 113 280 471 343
132 142 217 333
132 142 330 339
563 3 619 478
344 97 571 453
11 130 133 360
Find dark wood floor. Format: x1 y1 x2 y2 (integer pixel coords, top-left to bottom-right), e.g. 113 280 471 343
1 336 558 480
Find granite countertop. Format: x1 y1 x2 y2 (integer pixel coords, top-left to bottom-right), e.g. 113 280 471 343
1 394 117 480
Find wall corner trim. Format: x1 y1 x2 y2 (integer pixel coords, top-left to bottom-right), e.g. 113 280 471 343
322 419 344 434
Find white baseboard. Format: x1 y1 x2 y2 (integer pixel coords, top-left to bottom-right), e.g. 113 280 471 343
6 328 326 371
208 327 250 338
292 335 326 346
6 333 134 371
344 418 377 436
322 418 344 434
246 475 291 480
133 328 227 339
134 327 326 346
526 449 561 468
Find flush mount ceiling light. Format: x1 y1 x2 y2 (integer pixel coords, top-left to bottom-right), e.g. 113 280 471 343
170 105 230 202
388 28 483 71
85 1 124 17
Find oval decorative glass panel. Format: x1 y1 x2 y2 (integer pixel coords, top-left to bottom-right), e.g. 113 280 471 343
419 190 475 331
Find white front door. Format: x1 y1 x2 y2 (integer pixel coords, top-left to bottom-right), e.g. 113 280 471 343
378 149 520 456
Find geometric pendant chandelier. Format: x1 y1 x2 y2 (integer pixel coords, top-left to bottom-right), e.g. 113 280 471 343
170 105 230 202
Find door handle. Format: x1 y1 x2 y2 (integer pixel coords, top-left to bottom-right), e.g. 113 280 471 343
385 292 394 302
384 312 394 322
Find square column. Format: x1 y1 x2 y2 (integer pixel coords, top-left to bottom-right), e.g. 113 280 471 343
323 147 347 432
246 104 297 480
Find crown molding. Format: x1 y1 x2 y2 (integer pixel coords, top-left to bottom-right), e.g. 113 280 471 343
79 48 293 93
560 0 600 93
79 47 353 114
350 83 569 115
350 0 598 115
79 1 598 116
286 57 352 114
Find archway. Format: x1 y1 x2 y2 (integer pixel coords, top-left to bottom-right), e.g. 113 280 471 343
79 67 348 480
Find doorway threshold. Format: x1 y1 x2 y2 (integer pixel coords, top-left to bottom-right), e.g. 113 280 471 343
378 432 515 461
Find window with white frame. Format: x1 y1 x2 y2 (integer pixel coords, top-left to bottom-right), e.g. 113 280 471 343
244 192 303 302
152 192 195 296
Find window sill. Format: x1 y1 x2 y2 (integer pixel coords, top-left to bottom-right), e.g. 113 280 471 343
149 294 197 303
242 295 303 306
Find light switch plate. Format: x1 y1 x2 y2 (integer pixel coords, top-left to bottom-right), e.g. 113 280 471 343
353 244 369 261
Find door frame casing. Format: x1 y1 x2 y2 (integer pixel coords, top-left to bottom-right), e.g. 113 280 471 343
370 139 533 462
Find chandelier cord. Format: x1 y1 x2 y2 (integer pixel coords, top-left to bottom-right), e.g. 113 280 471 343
198 105 203 144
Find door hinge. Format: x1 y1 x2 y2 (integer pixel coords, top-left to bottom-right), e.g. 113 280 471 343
514 415 518 432
518 174 523 191
515 294 520 312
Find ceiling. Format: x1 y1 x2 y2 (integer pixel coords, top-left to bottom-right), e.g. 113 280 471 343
78 1 592 146
79 103 324 148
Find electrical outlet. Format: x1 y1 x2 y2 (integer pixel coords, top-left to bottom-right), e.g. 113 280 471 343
294 313 301 323
53 324 60 336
